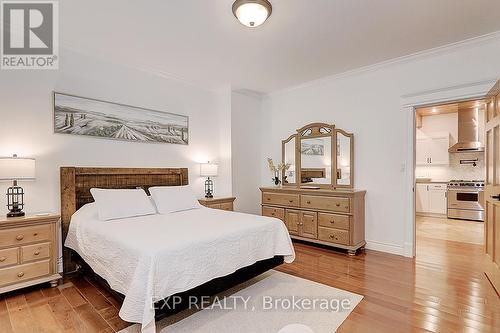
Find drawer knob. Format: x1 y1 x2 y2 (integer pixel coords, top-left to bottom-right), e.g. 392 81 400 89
0 257 5 262
34 250 40 256
289 200 293 203
16 235 24 241
17 272 25 278
271 213 275 216
34 233 38 236
336 203 341 207
306 201 311 204
330 220 335 224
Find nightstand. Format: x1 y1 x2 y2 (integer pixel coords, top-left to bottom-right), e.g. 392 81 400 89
198 197 236 211
0 214 62 294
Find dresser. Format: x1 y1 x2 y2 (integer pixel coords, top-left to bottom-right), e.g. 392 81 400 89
198 197 236 211
0 214 61 294
260 187 366 255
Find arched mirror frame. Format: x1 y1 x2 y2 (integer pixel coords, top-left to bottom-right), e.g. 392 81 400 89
334 128 354 189
281 134 297 186
281 122 354 189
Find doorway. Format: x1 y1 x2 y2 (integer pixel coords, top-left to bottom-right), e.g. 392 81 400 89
414 99 486 253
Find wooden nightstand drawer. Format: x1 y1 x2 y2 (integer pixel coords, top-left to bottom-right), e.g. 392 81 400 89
220 202 233 211
301 195 350 213
262 206 285 220
21 243 51 262
262 192 299 207
0 224 51 247
318 213 350 230
0 248 18 268
318 227 349 245
199 197 235 211
206 204 222 209
0 259 51 287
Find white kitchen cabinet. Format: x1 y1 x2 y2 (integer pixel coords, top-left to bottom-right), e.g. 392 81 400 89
416 139 430 165
416 183 447 215
415 183 428 213
416 134 450 166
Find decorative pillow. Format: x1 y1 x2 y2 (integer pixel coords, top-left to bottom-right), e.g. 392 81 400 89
149 186 202 214
90 188 157 221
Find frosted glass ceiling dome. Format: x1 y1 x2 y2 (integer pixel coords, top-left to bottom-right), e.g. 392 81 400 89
232 0 272 28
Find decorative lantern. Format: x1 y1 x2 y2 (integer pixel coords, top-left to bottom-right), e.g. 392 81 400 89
0 154 36 217
200 162 218 199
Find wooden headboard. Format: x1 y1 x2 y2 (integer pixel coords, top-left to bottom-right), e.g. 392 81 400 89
60 167 188 272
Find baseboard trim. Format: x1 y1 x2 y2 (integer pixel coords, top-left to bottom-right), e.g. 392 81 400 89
365 240 409 257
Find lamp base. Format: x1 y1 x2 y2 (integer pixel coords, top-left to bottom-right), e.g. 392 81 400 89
7 210 25 218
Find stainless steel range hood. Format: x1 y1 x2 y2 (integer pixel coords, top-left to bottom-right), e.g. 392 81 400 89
448 103 484 153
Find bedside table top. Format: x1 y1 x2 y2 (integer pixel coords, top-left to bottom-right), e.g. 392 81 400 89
198 197 236 204
0 213 60 226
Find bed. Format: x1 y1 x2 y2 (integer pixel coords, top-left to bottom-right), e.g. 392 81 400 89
60 167 295 333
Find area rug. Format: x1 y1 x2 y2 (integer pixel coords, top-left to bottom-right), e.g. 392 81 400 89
119 270 363 333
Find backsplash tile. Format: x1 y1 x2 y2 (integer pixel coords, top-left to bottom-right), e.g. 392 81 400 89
416 152 485 181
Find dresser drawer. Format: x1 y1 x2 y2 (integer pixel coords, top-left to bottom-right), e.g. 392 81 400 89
262 206 285 220
301 195 350 213
318 227 349 245
262 192 299 207
0 224 51 247
21 243 51 263
318 213 350 230
0 248 18 268
0 260 50 287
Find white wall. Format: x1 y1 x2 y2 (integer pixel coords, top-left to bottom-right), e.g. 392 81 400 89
416 113 485 181
231 91 263 214
0 48 232 215
257 36 500 256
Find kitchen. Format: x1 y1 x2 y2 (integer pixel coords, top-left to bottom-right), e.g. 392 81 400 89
415 100 486 245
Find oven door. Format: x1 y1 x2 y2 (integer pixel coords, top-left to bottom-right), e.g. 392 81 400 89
447 189 484 211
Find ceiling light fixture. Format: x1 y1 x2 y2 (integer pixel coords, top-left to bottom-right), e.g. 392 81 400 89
232 0 272 28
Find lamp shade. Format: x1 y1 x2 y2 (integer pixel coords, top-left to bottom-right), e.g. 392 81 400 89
200 163 218 177
0 155 36 180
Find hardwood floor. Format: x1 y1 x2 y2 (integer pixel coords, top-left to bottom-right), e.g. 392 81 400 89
0 274 129 333
416 215 484 245
1 216 498 333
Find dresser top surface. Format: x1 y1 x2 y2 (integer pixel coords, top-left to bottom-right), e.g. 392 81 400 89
260 186 366 196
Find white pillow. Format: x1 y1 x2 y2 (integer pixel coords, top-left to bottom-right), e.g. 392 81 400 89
149 186 202 214
90 188 157 221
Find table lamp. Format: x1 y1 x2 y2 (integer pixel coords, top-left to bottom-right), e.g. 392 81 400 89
200 162 218 198
0 154 36 217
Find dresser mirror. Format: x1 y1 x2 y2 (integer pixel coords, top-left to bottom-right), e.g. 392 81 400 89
282 135 296 185
336 130 353 187
281 122 354 189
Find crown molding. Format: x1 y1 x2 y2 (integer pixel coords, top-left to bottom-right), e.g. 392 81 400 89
268 30 500 97
232 89 265 99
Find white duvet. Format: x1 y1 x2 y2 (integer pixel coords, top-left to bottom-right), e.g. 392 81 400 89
65 204 295 333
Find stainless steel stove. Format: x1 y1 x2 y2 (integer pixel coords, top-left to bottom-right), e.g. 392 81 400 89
447 180 485 221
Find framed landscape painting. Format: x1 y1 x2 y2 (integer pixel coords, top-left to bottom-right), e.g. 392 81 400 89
53 92 189 145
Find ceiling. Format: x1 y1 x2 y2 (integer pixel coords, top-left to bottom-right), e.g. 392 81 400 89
416 100 486 117
61 0 500 94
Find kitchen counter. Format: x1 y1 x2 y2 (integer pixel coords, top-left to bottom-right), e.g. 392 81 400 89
416 179 448 184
